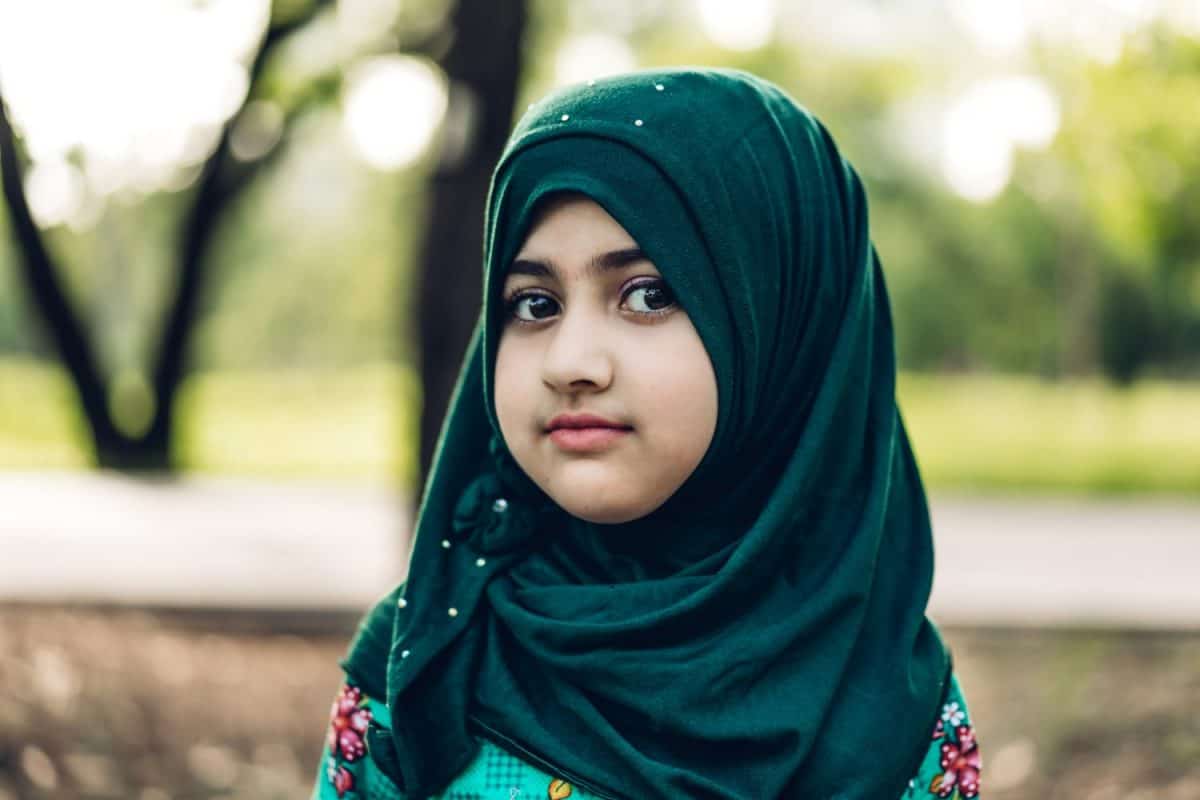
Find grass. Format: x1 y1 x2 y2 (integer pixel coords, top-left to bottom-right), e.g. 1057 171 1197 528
2 356 1197 495
173 363 421 486
0 357 420 487
899 372 1200 495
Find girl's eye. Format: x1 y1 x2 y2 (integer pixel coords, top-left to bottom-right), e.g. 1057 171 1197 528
623 281 676 314
506 292 559 323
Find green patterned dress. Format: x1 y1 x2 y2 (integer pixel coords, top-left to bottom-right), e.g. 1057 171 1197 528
312 672 981 800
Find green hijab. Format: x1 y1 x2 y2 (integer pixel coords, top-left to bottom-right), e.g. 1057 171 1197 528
343 67 950 799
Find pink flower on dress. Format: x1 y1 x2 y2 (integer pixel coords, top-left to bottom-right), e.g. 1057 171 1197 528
326 757 356 797
931 724 981 798
327 684 372 762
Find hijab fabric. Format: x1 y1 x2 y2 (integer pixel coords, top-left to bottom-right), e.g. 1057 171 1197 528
342 67 950 799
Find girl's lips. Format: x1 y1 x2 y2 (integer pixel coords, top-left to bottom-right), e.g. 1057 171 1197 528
547 426 631 452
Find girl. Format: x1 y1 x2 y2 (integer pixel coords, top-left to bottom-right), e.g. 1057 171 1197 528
313 67 981 800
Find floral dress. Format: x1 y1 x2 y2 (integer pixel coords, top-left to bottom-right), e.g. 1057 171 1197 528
313 674 981 800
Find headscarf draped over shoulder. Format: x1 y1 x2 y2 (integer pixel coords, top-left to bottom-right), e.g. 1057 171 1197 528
342 67 950 800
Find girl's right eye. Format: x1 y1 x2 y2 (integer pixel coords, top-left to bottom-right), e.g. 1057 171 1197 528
505 291 559 324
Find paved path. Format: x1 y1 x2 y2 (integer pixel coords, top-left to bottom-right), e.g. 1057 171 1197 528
929 497 1198 629
1 472 1196 629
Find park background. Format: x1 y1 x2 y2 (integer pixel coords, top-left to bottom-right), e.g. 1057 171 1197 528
1 0 1198 798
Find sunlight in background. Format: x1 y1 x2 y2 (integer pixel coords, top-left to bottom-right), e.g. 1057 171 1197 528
948 0 1192 64
696 0 776 51
0 0 1194 216
336 0 402 52
1165 0 1200 35
229 100 285 163
341 55 447 171
23 159 87 229
0 0 269 227
947 0 1030 54
554 34 637 86
940 76 1060 203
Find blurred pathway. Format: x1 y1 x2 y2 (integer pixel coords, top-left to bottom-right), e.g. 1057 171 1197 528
1 472 1197 629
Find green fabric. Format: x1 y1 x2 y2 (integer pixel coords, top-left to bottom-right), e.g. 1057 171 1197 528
342 67 950 799
312 673 979 799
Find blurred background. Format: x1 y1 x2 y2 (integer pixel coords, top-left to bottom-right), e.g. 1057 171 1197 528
0 0 1197 797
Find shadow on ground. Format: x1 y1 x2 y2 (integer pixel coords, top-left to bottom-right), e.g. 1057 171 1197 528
1 606 1198 799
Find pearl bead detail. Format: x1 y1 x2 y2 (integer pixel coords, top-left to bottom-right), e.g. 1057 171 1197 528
655 83 664 91
634 119 643 126
401 649 410 658
441 539 451 549
561 113 570 121
397 597 407 608
476 557 486 567
492 498 509 513
448 607 459 617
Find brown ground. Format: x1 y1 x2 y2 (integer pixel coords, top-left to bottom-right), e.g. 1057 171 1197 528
1 606 1198 799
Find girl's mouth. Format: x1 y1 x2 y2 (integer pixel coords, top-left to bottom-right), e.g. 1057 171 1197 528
547 426 632 452
544 412 634 453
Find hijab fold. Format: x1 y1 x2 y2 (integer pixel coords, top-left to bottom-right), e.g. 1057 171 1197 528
342 68 949 799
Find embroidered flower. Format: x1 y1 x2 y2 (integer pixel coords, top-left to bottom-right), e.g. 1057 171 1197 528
327 684 372 762
940 701 965 727
326 756 356 797
930 724 981 798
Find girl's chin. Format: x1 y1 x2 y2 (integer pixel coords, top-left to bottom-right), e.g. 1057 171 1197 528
563 506 649 525
551 487 660 525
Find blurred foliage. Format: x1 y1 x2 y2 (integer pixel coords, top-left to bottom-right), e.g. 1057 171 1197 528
2 6 1198 383
618 19 1200 382
4 357 1195 494
1 3 1198 484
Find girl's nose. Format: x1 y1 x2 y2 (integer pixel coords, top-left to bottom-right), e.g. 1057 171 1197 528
540 308 614 394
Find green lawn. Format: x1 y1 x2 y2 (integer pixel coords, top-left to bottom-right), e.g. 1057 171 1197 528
898 372 1200 495
2 357 1197 495
0 358 420 486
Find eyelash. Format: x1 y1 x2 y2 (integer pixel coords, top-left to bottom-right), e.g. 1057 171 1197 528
502 279 677 326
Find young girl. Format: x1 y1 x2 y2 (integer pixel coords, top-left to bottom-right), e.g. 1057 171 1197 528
313 67 981 800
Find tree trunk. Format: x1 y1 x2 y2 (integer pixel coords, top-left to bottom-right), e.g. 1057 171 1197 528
0 91 140 468
413 0 527 494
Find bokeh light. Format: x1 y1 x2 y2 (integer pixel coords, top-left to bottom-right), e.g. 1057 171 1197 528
554 33 638 86
0 0 269 215
940 76 1060 203
697 0 775 51
341 55 447 171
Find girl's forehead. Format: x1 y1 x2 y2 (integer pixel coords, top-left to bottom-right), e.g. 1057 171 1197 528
506 196 652 277
520 193 629 242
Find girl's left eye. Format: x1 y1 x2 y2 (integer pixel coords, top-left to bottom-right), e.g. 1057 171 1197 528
622 281 677 314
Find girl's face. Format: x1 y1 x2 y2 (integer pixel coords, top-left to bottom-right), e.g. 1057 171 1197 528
495 196 718 524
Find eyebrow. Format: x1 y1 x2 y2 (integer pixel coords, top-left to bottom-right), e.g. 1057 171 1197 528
507 247 651 281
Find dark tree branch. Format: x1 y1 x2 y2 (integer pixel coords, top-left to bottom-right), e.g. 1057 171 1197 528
143 1 336 465
0 88 122 456
0 1 337 471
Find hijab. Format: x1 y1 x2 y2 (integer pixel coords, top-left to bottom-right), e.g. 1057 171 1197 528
341 67 950 799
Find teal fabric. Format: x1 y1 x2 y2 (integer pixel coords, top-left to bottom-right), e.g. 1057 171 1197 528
312 672 981 799
341 67 951 799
